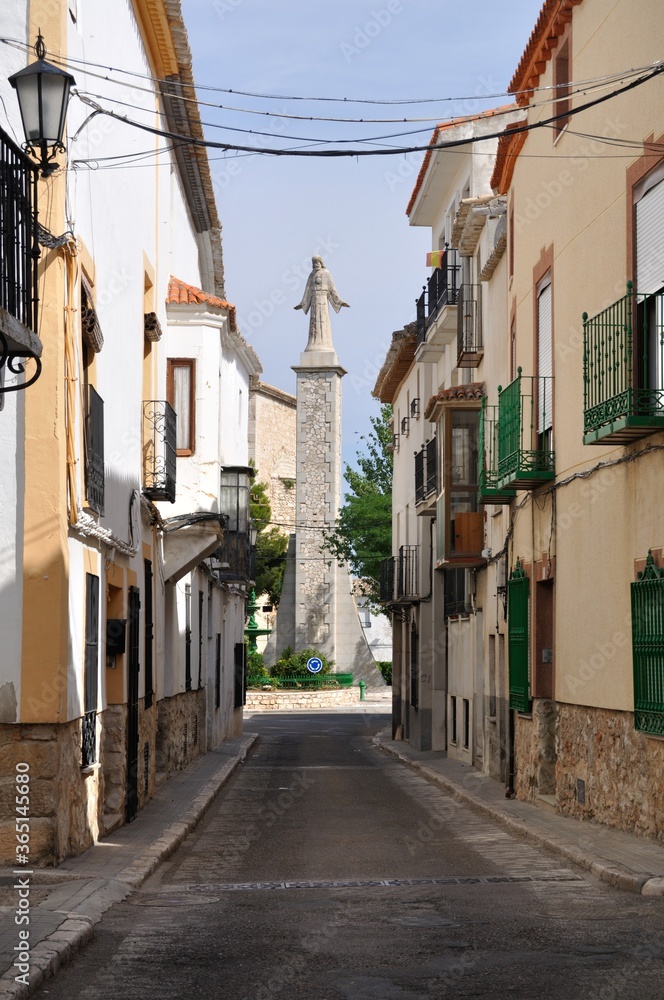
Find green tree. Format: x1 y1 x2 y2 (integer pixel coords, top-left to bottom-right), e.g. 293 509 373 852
250 478 288 606
324 403 393 607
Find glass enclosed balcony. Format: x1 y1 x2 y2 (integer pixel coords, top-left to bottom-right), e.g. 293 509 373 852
583 283 664 444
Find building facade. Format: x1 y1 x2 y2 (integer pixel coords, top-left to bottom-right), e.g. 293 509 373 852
0 0 257 864
378 0 664 842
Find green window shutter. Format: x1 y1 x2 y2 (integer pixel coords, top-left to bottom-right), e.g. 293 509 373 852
508 560 530 712
631 551 664 736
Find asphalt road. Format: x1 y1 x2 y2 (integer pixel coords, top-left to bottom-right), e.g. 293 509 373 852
41 712 664 999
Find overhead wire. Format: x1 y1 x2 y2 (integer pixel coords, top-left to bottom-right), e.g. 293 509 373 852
65 63 663 159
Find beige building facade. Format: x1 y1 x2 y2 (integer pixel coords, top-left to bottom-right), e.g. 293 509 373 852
378 0 664 842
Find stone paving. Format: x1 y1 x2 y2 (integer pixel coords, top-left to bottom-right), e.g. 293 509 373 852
1 692 663 998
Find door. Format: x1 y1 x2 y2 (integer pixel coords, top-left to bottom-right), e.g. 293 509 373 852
126 586 140 823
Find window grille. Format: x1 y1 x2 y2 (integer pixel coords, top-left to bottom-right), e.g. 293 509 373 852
632 551 664 736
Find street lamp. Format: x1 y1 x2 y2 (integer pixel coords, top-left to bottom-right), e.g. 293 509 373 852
9 34 76 177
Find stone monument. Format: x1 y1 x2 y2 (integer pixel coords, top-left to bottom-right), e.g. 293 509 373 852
264 257 384 687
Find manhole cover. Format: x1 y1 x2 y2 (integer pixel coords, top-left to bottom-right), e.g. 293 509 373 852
131 893 219 907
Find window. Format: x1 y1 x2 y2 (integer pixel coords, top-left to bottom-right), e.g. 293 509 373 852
84 385 105 515
450 697 457 745
462 699 470 749
234 641 246 708
553 36 571 137
537 276 553 452
636 169 664 393
631 551 664 736
167 359 195 455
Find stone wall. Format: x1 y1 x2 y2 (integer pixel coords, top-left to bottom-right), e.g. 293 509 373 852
514 699 557 802
156 688 206 776
102 699 158 835
248 380 296 530
246 688 360 710
0 720 103 866
555 703 664 841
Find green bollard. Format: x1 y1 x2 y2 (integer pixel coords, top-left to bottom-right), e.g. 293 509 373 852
359 679 366 702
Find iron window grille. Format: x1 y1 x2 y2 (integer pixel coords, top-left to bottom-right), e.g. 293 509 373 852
631 551 664 736
142 400 176 502
397 545 419 600
410 397 420 418
82 573 99 767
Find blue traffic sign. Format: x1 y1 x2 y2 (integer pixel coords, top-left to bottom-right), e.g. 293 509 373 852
307 656 323 674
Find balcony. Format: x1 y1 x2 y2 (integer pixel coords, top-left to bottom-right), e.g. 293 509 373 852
495 370 555 490
479 401 515 504
379 556 395 602
397 545 419 600
457 284 483 368
142 400 177 502
583 283 664 445
414 437 437 515
210 530 255 584
0 125 42 392
415 250 460 361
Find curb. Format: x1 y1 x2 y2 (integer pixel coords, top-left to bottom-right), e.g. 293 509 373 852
0 733 258 1000
374 733 664 898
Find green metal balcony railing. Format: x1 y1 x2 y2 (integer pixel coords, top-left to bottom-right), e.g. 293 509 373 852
479 400 516 504
246 673 354 690
496 370 555 489
583 283 664 444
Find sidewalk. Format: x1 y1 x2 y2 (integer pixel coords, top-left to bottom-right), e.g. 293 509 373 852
0 732 257 1000
374 729 664 897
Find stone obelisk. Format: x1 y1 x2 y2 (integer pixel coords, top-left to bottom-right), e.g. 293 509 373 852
265 256 384 686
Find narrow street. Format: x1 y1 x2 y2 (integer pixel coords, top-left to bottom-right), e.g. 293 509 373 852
36 711 664 1000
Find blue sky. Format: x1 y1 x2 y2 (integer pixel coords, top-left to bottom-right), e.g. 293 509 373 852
180 0 543 476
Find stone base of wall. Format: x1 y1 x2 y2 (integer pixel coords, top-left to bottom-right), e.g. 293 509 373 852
0 720 103 866
514 699 557 802
101 699 157 835
246 688 360 710
555 703 664 842
156 689 206 776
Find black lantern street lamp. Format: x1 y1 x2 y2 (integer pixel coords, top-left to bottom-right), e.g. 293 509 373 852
9 34 76 177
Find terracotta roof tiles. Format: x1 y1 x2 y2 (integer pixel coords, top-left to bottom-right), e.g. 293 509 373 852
167 276 237 330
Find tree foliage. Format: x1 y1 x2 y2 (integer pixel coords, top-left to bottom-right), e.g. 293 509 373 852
324 403 393 607
250 477 288 606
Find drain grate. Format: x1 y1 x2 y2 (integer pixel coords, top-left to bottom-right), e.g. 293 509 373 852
193 873 584 892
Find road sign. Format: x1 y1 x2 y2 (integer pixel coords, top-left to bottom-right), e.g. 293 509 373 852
307 656 323 674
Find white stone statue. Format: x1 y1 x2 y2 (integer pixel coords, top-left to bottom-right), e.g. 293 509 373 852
294 256 349 351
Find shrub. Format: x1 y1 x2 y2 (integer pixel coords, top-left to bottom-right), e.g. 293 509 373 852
246 648 269 681
375 660 392 685
271 646 334 678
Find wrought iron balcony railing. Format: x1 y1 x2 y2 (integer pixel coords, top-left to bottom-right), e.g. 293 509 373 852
496 370 555 489
379 556 395 602
583 283 664 444
84 385 105 515
457 284 483 368
415 437 438 507
479 401 515 504
397 545 419 600
210 530 255 584
142 400 177 502
0 126 39 334
0 125 42 395
415 250 461 347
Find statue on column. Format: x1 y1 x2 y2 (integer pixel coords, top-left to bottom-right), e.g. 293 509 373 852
294 256 349 351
